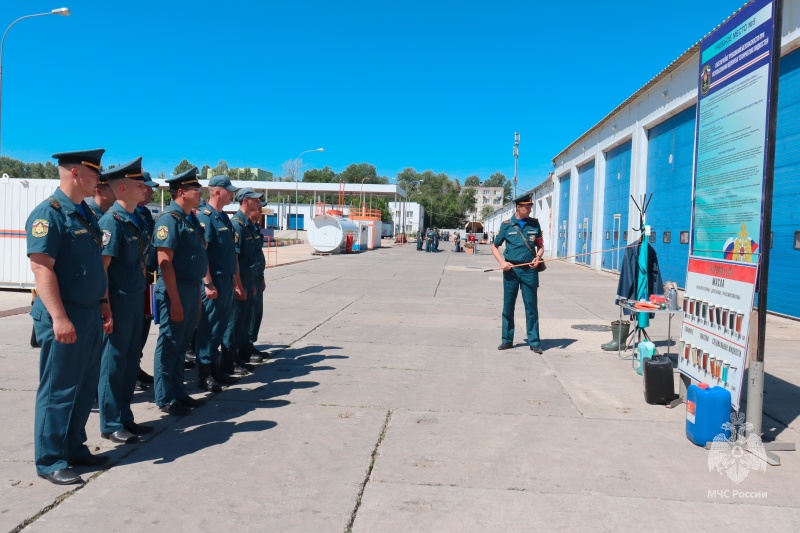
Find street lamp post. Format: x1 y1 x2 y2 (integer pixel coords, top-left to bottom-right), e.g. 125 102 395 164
293 147 323 239
0 8 70 156
512 132 520 200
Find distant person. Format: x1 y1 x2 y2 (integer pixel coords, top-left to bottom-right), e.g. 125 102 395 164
491 193 544 354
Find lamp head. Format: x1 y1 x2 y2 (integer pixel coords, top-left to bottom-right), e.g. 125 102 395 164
52 7 71 16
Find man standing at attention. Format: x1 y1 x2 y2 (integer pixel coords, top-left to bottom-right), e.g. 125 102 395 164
86 172 116 221
97 157 153 444
152 168 212 416
195 175 244 392
27 149 112 485
491 193 544 354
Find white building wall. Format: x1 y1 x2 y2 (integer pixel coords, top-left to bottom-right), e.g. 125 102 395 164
389 202 424 234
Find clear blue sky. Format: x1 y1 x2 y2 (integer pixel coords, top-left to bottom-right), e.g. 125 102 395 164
2 0 744 191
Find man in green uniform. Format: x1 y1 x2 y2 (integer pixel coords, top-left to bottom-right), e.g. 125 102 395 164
86 173 116 221
196 175 244 392
247 207 268 356
27 149 112 485
152 168 212 416
97 157 152 444
135 173 157 391
491 193 544 354
224 187 264 371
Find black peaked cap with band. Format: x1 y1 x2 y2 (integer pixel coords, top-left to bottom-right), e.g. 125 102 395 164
100 157 144 182
514 192 533 206
52 149 105 173
142 171 158 187
166 167 201 188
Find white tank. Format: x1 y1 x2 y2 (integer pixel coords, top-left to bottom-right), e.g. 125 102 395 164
307 215 359 253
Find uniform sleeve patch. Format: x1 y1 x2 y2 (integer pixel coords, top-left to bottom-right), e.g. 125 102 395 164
156 226 169 240
200 222 206 230
102 230 112 246
31 219 49 238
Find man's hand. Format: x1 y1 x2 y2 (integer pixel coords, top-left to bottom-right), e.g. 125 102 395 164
170 301 184 322
205 285 218 300
53 316 77 344
501 261 513 272
101 303 113 334
234 283 246 301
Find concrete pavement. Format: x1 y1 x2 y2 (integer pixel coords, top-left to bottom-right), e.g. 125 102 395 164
2 242 799 532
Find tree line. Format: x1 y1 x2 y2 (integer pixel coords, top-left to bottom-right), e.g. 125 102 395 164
1 155 512 230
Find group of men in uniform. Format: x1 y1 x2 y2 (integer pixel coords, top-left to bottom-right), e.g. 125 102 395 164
26 149 268 485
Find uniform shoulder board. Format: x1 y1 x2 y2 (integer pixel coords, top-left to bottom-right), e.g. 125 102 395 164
49 198 62 211
113 213 124 222
234 218 243 226
502 219 512 225
203 209 211 215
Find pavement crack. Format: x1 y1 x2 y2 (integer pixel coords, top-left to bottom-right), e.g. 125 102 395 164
291 295 363 344
345 408 393 533
433 255 450 298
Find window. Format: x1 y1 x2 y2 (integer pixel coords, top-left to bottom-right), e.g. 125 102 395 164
406 210 413 217
680 231 689 244
613 230 619 241
605 231 610 240
794 231 800 250
589 231 592 240
623 231 628 241
663 231 671 244
649 232 656 243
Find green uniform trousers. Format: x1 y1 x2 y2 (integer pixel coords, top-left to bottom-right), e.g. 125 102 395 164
153 280 200 407
99 297 144 434
32 302 102 475
501 265 540 347
196 274 234 365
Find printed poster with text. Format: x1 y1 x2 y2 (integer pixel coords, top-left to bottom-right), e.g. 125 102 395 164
681 0 777 409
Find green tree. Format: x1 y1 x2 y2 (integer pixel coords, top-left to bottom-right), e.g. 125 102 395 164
152 171 171 203
200 164 211 179
411 170 476 228
481 204 495 220
340 162 379 184
0 156 59 179
303 166 337 183
464 175 481 187
484 171 512 202
212 160 229 176
173 159 195 175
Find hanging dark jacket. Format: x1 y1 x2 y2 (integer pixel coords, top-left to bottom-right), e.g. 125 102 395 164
616 242 664 306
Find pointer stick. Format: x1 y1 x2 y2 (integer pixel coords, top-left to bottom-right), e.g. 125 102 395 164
483 244 636 272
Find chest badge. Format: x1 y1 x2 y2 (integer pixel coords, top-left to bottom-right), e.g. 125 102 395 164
31 219 49 238
156 226 169 240
102 230 112 246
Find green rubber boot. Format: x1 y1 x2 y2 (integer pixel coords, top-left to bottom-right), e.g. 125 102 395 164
601 320 630 351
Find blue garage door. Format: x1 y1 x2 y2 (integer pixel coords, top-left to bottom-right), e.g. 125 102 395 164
287 213 304 230
770 49 800 318
576 161 595 264
645 106 696 288
602 141 632 272
557 174 570 257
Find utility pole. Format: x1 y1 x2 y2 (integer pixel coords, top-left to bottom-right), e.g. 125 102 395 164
513 132 520 200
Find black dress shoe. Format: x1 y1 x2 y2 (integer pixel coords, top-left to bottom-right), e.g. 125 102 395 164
185 348 197 362
184 360 196 370
177 395 206 408
159 401 190 416
530 345 543 354
71 454 109 467
199 375 222 393
101 429 139 444
497 342 514 350
248 343 267 356
39 468 84 485
212 369 239 385
125 422 154 435
249 353 264 364
137 368 154 384
134 380 147 392
232 363 250 375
